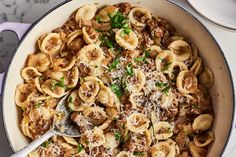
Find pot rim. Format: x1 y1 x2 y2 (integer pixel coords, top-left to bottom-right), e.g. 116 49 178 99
1 0 235 155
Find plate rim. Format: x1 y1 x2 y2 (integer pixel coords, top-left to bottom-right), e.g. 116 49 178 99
186 0 236 30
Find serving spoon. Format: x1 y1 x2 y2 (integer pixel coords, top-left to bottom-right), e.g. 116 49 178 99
10 95 80 157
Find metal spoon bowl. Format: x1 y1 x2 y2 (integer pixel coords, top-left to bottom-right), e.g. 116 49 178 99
10 94 80 157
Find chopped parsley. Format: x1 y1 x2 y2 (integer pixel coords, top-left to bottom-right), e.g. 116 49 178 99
162 85 170 95
108 11 128 29
114 131 122 141
34 102 43 108
51 77 67 90
122 27 132 35
108 58 120 72
110 84 123 97
192 104 198 109
133 151 144 156
100 36 115 49
162 62 172 71
126 63 134 76
41 140 52 148
144 50 150 58
95 16 101 23
134 50 150 63
68 96 73 103
156 81 170 95
134 57 146 62
77 143 84 153
155 81 168 88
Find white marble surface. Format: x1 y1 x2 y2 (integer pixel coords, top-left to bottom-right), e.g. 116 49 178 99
0 0 236 156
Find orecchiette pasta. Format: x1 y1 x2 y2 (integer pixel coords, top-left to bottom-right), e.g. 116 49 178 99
192 114 214 132
128 7 152 27
126 112 150 134
115 28 138 50
75 4 97 22
16 3 215 156
168 40 192 62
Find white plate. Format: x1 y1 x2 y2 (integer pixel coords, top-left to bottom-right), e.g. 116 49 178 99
187 0 236 29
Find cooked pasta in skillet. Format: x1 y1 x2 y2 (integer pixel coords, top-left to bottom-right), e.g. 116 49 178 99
15 2 215 157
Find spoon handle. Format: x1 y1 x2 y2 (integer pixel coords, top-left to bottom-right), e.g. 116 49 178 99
10 130 54 157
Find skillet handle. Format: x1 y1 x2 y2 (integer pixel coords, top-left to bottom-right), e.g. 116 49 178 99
0 22 31 95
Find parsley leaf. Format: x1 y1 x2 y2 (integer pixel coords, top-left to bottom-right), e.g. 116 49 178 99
122 27 132 35
41 140 52 148
134 57 146 62
96 16 101 23
155 81 170 95
133 151 144 156
110 84 123 97
34 102 43 108
114 131 122 141
162 62 172 71
52 77 67 90
100 36 114 49
155 81 168 88
68 96 73 103
145 50 150 58
108 11 128 29
162 85 170 95
126 63 134 76
77 143 84 153
108 58 120 72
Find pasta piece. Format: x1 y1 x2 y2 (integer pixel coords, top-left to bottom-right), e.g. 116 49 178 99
129 92 145 109
199 67 214 88
105 132 120 149
78 77 100 103
15 83 36 107
51 56 76 72
188 142 207 157
97 5 119 22
41 79 66 98
128 7 151 27
176 70 198 94
126 112 150 134
190 57 203 75
26 53 50 72
147 45 163 58
194 131 214 147
166 61 188 79
124 69 146 93
75 4 97 22
34 77 44 93
105 107 119 119
116 151 133 157
82 27 99 44
44 70 64 81
80 127 106 148
39 33 63 54
97 85 115 107
168 40 192 62
21 116 33 139
149 139 179 157
65 65 79 88
159 92 173 109
62 136 78 146
21 67 42 82
83 107 108 126
67 90 91 111
77 44 105 66
192 114 213 132
155 50 175 73
115 28 138 50
151 122 173 140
